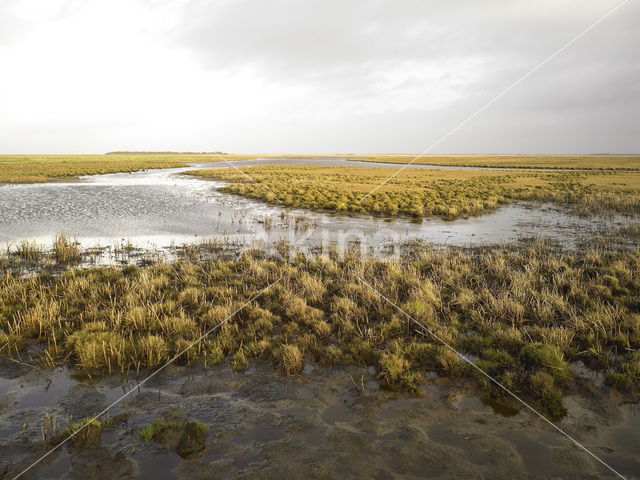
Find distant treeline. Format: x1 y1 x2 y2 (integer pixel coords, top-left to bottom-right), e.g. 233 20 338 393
105 151 227 155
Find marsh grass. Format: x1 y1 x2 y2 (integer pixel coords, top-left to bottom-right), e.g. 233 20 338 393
2 241 640 418
0 154 196 183
347 154 640 171
39 414 103 447
53 233 80 264
140 418 208 457
189 166 640 219
16 240 45 263
0 153 320 184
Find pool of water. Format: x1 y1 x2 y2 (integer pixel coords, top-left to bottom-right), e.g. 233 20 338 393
0 158 632 258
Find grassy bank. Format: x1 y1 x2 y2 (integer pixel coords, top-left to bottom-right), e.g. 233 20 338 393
347 155 640 171
0 153 346 184
0 155 193 183
1 241 639 418
189 166 640 218
0 154 278 183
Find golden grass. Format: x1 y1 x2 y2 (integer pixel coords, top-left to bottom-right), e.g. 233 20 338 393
4 152 638 185
347 154 640 171
2 242 640 417
0 154 255 183
189 166 640 218
0 153 352 184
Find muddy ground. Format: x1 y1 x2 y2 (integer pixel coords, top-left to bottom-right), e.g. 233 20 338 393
1 353 639 480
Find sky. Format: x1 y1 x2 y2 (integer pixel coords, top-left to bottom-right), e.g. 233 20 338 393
0 0 638 154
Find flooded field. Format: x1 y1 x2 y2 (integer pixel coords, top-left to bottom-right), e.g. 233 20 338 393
2 158 640 480
0 158 635 261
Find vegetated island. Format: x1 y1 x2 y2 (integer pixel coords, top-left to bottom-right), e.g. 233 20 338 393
188 165 640 219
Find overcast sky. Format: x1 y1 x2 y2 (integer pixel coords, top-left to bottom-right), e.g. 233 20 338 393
0 0 638 154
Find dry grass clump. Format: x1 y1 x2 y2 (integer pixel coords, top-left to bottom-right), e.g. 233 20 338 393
53 232 80 264
2 241 640 418
16 240 45 263
278 344 304 376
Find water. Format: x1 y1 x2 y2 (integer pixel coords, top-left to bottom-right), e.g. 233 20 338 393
0 158 631 257
1 363 635 479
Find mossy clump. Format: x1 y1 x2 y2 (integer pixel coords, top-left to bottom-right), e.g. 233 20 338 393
529 371 567 419
379 351 423 394
140 418 181 445
64 418 102 448
177 422 209 458
140 418 208 457
605 351 640 391
519 342 571 384
232 349 249 372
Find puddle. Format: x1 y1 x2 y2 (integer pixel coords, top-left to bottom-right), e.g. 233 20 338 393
0 376 18 395
133 452 181 479
379 397 416 421
571 360 606 387
481 398 520 417
36 452 72 479
16 367 78 409
456 395 521 417
233 451 266 469
603 401 640 463
421 384 440 395
1 355 638 479
500 430 565 477
456 395 494 414
0 364 640 480
321 402 353 425
233 422 287 445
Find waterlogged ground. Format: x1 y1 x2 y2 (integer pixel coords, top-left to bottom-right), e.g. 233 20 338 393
1 357 639 479
2 158 640 479
0 158 635 260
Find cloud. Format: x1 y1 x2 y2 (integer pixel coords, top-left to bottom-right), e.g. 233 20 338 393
0 0 638 153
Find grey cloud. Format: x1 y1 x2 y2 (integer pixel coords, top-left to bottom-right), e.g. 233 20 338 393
168 1 639 153
1 0 638 153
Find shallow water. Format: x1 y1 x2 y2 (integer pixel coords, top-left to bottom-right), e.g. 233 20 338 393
0 361 637 479
0 158 631 259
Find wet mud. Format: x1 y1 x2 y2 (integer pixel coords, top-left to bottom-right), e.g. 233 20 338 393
1 358 638 479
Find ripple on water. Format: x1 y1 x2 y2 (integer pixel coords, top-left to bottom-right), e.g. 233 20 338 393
0 161 632 254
